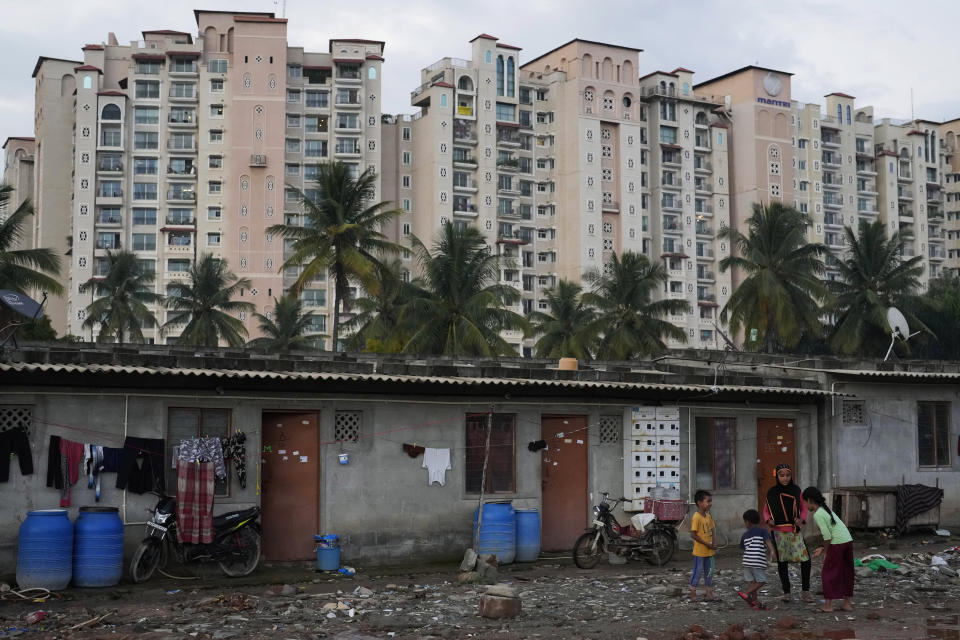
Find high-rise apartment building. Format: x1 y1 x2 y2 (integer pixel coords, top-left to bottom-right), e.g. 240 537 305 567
25 11 383 344
941 120 960 277
392 37 734 353
1 137 35 231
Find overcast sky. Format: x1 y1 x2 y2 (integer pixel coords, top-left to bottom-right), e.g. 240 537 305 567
2 0 959 152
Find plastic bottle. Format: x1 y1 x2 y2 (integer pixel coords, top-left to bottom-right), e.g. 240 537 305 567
25 611 46 625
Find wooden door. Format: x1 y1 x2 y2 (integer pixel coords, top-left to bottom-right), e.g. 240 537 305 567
756 417 796 512
261 412 319 560
540 415 588 552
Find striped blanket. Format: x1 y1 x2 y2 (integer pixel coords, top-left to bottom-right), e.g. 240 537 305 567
896 484 943 533
177 460 215 544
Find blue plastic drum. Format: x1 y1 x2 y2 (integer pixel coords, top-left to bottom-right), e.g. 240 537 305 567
16 509 73 590
473 502 516 564
514 508 541 562
73 507 124 587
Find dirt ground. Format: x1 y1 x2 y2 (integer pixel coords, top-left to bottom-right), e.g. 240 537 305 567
2 533 958 640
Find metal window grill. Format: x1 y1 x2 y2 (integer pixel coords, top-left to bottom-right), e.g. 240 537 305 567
841 400 865 425
0 406 32 437
335 411 361 442
598 415 620 444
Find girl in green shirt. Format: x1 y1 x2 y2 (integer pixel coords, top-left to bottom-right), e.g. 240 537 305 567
802 486 854 613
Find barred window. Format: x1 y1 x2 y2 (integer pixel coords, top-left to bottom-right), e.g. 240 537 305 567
598 415 620 444
0 406 32 438
335 411 361 443
465 413 515 494
841 400 865 425
918 401 950 467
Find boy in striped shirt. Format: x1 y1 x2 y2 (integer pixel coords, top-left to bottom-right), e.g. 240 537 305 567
738 509 775 609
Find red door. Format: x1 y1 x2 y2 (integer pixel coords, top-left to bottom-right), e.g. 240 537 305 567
261 412 319 560
756 417 797 512
540 415 588 551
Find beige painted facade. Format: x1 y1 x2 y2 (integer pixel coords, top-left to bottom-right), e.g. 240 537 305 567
28 11 382 345
1 137 35 234
941 119 960 276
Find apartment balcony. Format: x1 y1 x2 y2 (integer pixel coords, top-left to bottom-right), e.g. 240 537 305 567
693 136 711 151
667 290 687 300
930 246 946 260
856 162 878 176
166 165 197 178
334 98 362 110
453 125 477 145
601 200 620 212
164 214 196 229
167 115 197 128
696 248 714 259
453 154 477 168
898 187 914 201
662 218 683 234
857 206 879 217
822 153 841 167
898 164 912 181
497 158 519 172
168 89 198 103
694 158 713 173
250 154 268 168
167 141 197 153
94 212 122 227
335 70 363 85
928 189 944 204
821 134 842 148
497 183 521 196
898 208 915 222
695 204 714 216
662 153 681 166
901 246 916 257
453 179 478 192
696 269 715 282
166 189 196 203
823 196 843 209
857 181 878 195
334 144 362 158
453 202 478 217
96 158 123 173
95 189 123 205
694 182 712 195
661 177 682 191
496 131 522 148
695 224 713 237
661 199 682 212
929 228 946 241
824 213 843 227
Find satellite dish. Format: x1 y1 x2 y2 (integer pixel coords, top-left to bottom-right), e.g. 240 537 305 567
0 290 47 349
883 306 921 361
713 322 740 352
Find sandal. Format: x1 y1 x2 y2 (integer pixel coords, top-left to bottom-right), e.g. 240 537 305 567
801 591 814 603
737 591 752 605
813 606 834 613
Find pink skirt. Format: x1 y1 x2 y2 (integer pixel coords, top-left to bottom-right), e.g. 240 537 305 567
821 541 854 600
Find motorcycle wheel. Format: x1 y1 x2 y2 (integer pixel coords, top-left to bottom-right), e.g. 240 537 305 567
573 531 605 569
646 530 675 567
219 527 262 577
130 538 165 583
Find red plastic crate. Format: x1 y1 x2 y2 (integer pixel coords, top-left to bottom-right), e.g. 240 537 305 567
643 498 686 522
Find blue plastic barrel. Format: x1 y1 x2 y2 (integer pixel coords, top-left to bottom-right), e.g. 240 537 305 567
473 502 516 564
514 508 541 562
314 534 341 571
73 507 124 587
16 509 73 590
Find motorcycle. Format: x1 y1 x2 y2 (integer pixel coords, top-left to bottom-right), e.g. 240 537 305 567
572 492 681 569
129 491 262 583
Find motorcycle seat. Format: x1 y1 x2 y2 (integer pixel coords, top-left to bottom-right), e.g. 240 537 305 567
213 506 259 532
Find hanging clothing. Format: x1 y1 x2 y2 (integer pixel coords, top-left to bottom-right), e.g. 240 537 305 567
101 447 123 473
176 460 216 544
422 447 451 486
46 435 62 489
116 437 165 494
402 443 425 458
178 437 226 479
221 432 247 488
87 445 105 502
58 438 85 507
0 428 33 481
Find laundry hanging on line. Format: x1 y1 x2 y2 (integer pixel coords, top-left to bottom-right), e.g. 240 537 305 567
423 447 451 486
221 431 247 488
0 427 33 482
402 443 425 458
116 436 165 494
178 436 227 479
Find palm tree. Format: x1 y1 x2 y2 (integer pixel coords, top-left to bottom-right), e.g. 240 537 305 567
915 276 960 360
267 161 402 352
529 279 597 359
719 202 827 353
0 184 62 295
827 221 925 356
247 294 320 351
80 250 161 343
582 251 689 359
163 254 255 347
342 259 424 353
401 223 528 356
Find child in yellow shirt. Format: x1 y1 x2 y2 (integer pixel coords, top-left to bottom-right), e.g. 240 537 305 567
689 489 718 602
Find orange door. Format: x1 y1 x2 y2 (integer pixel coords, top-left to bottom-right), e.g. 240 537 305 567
540 415 588 551
756 418 797 512
261 412 319 560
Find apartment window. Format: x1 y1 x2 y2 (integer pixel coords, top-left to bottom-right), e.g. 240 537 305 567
335 88 359 104
210 78 224 92
170 58 197 73
659 126 677 144
208 155 223 169
300 289 326 307
168 133 194 150
204 206 221 221
132 233 156 251
286 163 301 177
210 104 224 118
287 64 302 78
133 157 158 175
133 182 158 200
305 90 328 108
167 258 191 273
402 199 411 211
167 408 231 496
286 138 301 153
134 106 159 124
209 130 223 143
304 165 319 181
465 413 516 494
286 89 301 104
132 208 157 225
336 113 360 129
402 127 411 141
495 103 516 122
305 115 328 133
168 231 191 247
402 151 411 165
134 132 158 150
798 138 807 149
402 176 411 188
206 232 221 247
137 259 155 275
402 223 411 236
169 82 195 99
96 207 121 224
918 401 950 467
305 140 327 157
695 417 736 490
207 58 227 74
287 113 301 128
134 80 160 100
335 138 359 154
135 61 160 75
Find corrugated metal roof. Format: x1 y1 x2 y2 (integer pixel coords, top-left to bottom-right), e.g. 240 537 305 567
778 366 960 380
0 362 838 397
